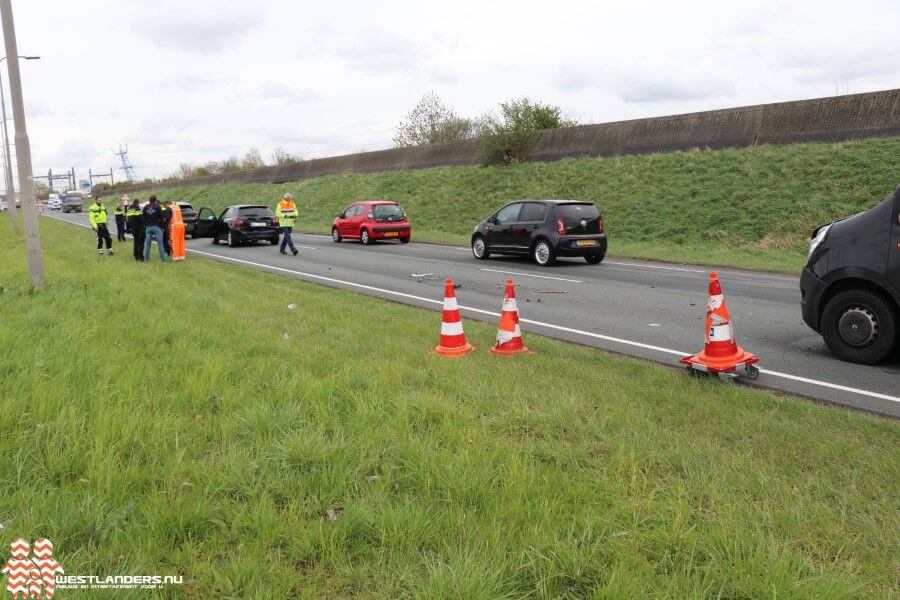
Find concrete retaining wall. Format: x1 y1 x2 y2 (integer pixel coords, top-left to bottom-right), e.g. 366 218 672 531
108 88 900 194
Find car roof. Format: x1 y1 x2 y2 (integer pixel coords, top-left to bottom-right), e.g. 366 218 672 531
227 204 270 209
357 200 398 205
505 199 594 204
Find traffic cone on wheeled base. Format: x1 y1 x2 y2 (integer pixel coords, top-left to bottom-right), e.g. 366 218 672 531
435 278 475 356
680 271 759 379
492 279 530 355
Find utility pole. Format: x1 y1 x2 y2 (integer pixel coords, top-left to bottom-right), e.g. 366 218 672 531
1 0 43 287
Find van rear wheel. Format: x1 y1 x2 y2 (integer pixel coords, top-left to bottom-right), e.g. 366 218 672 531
821 289 897 364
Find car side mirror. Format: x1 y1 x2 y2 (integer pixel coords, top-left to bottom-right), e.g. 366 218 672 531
338 212 345 218
489 216 499 225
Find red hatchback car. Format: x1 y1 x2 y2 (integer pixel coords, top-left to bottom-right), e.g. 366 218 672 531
331 200 412 244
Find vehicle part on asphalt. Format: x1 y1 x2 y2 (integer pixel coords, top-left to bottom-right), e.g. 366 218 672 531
680 271 759 377
532 289 568 294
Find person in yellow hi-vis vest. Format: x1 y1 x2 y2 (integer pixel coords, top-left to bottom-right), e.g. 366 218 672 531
88 196 113 256
165 200 186 261
274 193 299 256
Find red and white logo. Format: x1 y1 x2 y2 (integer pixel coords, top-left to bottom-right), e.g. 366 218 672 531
2 538 63 599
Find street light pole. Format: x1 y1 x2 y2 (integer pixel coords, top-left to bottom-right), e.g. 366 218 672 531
0 55 37 234
0 0 44 287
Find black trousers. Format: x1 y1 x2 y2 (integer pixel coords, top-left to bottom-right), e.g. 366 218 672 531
96 224 112 250
132 229 145 261
162 226 172 255
115 216 126 241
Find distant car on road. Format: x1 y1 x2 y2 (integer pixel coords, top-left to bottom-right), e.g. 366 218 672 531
61 191 84 213
471 199 607 266
801 187 899 364
192 204 280 247
0 200 6 211
332 200 411 244
176 201 199 237
47 196 61 211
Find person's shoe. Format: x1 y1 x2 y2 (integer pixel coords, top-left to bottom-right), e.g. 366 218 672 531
292 249 299 256
97 249 103 255
279 249 287 255
107 249 114 255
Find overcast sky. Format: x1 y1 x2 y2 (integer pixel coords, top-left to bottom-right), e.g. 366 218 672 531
6 0 899 183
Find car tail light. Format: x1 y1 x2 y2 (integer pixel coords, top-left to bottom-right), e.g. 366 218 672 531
598 214 604 234
273 219 280 227
556 218 566 235
233 217 246 229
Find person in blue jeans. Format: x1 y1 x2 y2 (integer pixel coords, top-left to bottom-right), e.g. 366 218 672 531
141 195 168 262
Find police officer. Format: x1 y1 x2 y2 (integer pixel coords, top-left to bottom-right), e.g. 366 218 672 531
114 196 127 242
88 196 113 256
274 192 299 255
160 201 172 257
126 199 144 261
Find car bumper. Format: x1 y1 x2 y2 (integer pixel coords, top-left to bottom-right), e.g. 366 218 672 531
555 235 607 256
234 228 279 241
184 220 196 233
372 225 411 239
800 266 826 332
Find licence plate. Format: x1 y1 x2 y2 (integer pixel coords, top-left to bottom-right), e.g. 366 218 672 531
250 222 266 227
576 239 597 247
384 232 399 237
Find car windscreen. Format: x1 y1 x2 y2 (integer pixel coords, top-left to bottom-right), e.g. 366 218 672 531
556 203 600 234
237 207 274 218
372 204 404 221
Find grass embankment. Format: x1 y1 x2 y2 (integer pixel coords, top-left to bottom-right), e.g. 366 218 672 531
2 218 898 598
105 137 900 273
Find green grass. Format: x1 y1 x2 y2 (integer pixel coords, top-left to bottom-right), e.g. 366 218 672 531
104 137 900 273
2 217 899 598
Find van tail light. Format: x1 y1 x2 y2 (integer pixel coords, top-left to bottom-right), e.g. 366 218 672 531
233 218 246 229
598 214 605 234
556 218 566 235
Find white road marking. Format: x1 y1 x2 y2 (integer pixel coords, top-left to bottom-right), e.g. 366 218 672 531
480 268 582 283
45 214 900 407
605 261 708 274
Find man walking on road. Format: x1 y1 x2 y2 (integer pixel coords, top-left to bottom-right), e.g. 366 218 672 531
88 196 113 256
126 199 144 261
114 195 128 242
142 195 168 262
274 193 299 256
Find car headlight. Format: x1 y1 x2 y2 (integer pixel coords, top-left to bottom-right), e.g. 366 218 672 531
808 223 831 257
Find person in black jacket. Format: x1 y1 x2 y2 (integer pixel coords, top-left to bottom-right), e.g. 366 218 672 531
126 199 144 261
142 195 168 262
160 201 172 257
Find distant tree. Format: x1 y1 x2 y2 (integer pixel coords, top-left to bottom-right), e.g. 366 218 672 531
241 148 265 170
478 98 576 165
33 180 51 199
271 146 305 166
393 92 476 147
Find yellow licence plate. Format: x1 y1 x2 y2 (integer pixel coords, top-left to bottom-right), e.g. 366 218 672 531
385 232 399 237
576 239 597 247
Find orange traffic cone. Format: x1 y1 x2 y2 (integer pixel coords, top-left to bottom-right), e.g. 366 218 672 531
492 279 530 355
681 272 759 378
435 278 475 356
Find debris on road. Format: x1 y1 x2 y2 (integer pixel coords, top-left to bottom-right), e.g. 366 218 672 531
532 289 567 294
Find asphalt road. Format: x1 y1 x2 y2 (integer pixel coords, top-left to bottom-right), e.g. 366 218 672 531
46 211 900 417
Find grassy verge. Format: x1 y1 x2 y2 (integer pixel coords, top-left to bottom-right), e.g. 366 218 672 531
2 218 898 598
103 137 900 273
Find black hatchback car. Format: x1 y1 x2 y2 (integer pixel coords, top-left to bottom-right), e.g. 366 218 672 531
193 204 280 247
800 186 899 364
471 200 607 266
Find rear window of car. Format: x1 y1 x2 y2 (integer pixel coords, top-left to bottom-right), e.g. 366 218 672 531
372 204 404 219
556 203 599 221
179 203 194 210
237 206 274 218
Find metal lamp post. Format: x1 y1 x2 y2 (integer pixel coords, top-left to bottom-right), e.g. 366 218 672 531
1 0 44 287
0 53 36 232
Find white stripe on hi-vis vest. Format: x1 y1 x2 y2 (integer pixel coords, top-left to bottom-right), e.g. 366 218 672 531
441 320 464 336
443 297 458 310
502 298 518 312
708 323 732 342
